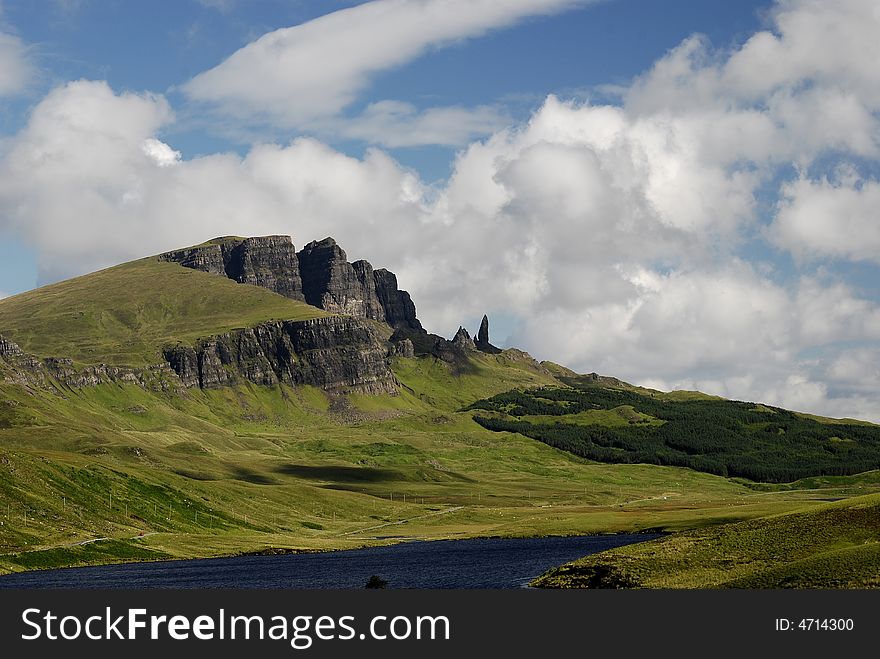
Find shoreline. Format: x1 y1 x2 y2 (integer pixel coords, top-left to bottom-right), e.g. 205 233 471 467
0 529 665 582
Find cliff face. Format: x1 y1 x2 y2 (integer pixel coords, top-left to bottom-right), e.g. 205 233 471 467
0 335 180 391
2 234 506 399
159 235 501 371
2 313 397 396
163 316 397 394
160 236 305 301
227 236 304 301
374 268 422 333
160 235 423 334
297 238 385 321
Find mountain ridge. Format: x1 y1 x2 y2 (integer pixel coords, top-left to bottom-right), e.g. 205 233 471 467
0 235 521 397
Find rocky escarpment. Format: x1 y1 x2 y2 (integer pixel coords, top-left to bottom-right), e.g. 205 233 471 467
0 335 180 391
160 236 305 301
163 316 397 394
297 238 386 321
159 234 502 367
2 314 397 396
374 269 422 334
296 237 423 334
160 236 422 334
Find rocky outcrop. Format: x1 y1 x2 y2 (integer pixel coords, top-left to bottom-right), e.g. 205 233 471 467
162 316 398 395
160 236 305 301
474 314 502 354
0 335 180 392
2 317 397 396
428 336 462 365
160 236 426 337
227 236 304 300
392 338 415 358
452 327 475 351
477 316 490 345
297 238 386 321
159 242 227 276
374 269 422 333
158 235 508 371
0 336 23 357
419 315 504 366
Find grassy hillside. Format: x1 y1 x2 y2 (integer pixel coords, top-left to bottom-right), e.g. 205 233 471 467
5 344 861 575
470 381 880 482
533 494 880 588
2 356 876 575
1 253 878 581
0 257 325 365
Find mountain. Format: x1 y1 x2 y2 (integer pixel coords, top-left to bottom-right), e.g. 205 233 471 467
0 235 511 395
0 235 878 583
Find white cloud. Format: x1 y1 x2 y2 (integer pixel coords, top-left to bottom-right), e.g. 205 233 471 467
722 0 880 108
826 348 880 394
792 275 880 345
182 0 593 144
141 138 182 167
770 173 880 264
322 100 511 148
0 31 34 96
624 1 880 164
0 80 430 283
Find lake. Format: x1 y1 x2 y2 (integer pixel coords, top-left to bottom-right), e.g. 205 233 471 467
0 533 660 589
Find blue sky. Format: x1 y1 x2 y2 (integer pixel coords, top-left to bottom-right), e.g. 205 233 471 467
1 0 879 421
3 1 768 169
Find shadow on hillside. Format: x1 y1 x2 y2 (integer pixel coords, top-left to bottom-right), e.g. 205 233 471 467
228 466 277 485
276 464 403 483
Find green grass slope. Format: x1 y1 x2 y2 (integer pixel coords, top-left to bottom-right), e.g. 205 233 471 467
0 257 325 365
3 348 834 575
533 494 880 588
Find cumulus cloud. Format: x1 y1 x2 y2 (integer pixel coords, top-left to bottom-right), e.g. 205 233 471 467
182 0 592 145
141 138 182 167
0 31 34 96
625 0 880 165
770 172 880 263
0 80 430 283
826 348 880 394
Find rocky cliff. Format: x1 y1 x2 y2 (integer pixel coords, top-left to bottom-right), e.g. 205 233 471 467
2 313 397 396
0 335 179 391
159 234 502 369
297 238 386 321
163 316 397 394
160 235 422 334
2 233 515 399
374 268 422 333
160 236 305 301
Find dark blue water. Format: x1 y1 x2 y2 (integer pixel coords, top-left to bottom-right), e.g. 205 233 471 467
0 534 659 589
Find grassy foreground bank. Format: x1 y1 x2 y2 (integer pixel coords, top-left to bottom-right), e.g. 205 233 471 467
532 493 880 588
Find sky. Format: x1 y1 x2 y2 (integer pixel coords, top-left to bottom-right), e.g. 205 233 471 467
1 0 879 421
